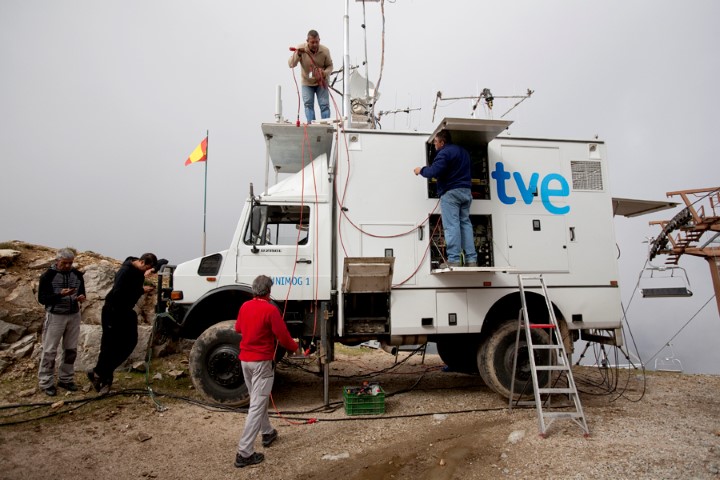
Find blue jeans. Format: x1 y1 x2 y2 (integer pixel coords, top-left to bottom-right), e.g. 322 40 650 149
302 85 330 122
440 188 477 264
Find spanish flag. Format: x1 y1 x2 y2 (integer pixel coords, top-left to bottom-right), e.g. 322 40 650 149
185 137 208 166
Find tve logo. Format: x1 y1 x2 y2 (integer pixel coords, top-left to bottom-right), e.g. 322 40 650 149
491 161 570 214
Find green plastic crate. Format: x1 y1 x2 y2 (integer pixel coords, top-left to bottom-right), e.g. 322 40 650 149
343 385 385 416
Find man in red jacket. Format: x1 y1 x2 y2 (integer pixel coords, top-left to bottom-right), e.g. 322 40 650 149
234 275 301 468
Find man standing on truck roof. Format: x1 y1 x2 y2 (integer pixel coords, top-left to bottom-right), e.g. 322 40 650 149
288 29 333 123
414 130 478 268
37 248 86 396
87 253 159 395
233 275 302 468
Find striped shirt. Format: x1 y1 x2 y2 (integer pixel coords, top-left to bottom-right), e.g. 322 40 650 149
38 267 85 314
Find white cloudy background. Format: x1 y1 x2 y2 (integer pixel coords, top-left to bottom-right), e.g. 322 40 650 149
1 1 718 372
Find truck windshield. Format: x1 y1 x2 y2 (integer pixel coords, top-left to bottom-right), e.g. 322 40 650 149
244 205 310 246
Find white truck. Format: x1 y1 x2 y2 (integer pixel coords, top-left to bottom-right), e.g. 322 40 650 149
156 116 635 406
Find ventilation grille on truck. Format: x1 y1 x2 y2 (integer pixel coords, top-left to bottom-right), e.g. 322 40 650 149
570 160 603 191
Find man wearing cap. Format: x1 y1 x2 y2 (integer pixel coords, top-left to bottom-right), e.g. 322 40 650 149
87 253 158 394
37 248 86 396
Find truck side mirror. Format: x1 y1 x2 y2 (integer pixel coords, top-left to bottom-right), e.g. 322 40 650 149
250 205 262 253
251 206 262 238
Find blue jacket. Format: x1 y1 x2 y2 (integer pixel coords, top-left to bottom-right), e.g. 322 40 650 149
419 143 472 196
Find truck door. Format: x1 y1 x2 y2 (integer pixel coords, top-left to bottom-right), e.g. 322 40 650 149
236 204 315 300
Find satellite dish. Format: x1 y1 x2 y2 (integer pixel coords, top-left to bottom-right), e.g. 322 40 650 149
349 70 379 103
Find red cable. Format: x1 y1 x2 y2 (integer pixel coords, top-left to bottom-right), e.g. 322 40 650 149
300 125 321 347
269 392 317 426
289 46 330 122
288 47 302 126
393 207 443 287
329 117 442 283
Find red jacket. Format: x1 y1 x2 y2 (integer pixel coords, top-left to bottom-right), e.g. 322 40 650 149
235 297 299 362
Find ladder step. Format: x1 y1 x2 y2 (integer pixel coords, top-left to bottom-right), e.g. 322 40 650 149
529 324 555 329
535 365 570 371
538 387 575 394
520 275 543 281
530 345 562 350
543 412 584 420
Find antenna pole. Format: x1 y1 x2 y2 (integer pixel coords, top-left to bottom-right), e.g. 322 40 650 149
362 1 370 100
202 129 208 257
343 0 351 128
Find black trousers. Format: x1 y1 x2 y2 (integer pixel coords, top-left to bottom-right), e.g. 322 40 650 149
94 304 138 384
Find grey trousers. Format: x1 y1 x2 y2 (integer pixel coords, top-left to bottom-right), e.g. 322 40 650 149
38 311 81 388
237 360 275 457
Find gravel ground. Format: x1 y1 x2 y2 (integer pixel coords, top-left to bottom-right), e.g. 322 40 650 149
1 348 719 479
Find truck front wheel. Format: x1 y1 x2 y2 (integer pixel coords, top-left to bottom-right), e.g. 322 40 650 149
436 335 480 374
477 319 551 400
189 320 249 406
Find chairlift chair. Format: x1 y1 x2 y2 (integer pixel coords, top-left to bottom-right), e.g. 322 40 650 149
639 265 693 298
654 343 684 372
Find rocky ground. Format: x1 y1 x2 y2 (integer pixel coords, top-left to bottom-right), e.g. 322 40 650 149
1 346 719 480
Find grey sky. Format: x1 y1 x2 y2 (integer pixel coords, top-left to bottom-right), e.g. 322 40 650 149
1 1 718 373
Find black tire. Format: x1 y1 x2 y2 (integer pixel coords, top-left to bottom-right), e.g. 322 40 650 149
189 320 249 407
477 320 551 400
435 335 481 374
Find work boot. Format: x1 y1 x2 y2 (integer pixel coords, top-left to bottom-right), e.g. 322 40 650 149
234 452 264 468
438 261 461 269
98 382 112 396
43 386 57 397
262 429 278 447
465 261 478 267
58 381 78 392
87 371 102 392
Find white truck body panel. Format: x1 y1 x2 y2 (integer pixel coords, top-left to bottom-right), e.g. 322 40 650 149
331 127 621 335
171 119 622 338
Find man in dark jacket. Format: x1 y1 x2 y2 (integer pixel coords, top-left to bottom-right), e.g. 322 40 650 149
37 248 86 396
414 130 478 268
87 253 157 394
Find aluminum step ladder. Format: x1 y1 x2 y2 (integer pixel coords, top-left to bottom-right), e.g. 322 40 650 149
509 274 589 437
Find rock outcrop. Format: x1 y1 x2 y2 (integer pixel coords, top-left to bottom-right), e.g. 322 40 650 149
0 241 164 376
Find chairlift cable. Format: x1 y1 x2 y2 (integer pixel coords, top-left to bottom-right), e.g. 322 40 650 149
611 308 647 403
644 294 716 364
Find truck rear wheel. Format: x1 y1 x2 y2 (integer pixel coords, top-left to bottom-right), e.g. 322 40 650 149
189 320 249 406
436 335 480 374
477 319 551 400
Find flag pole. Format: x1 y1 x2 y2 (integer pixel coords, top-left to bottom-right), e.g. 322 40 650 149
202 129 208 256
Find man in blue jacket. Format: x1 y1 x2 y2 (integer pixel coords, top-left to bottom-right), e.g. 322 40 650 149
37 248 86 396
414 130 478 268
